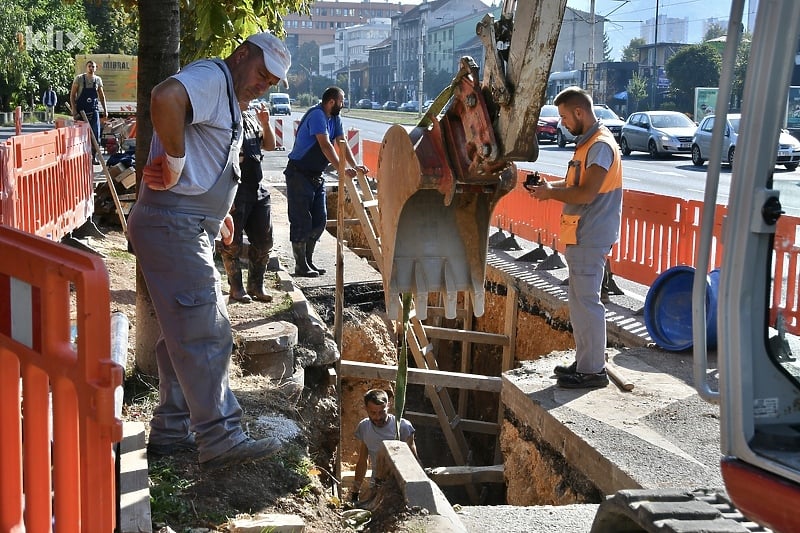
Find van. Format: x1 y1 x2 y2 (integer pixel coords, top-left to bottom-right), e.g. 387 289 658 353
268 93 291 115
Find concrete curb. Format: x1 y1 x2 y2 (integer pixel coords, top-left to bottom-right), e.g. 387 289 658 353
376 440 467 532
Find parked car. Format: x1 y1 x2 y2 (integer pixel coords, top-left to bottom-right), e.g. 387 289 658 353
399 100 419 112
691 113 800 171
382 100 399 111
556 105 625 147
619 111 697 158
371 101 382 110
536 105 560 143
356 98 373 109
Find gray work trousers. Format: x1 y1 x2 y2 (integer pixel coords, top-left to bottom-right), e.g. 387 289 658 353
565 245 610 375
128 205 246 462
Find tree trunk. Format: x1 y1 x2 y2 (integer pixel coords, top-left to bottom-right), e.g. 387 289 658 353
134 0 180 375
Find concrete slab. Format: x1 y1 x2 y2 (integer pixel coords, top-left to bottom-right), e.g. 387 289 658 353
501 348 724 496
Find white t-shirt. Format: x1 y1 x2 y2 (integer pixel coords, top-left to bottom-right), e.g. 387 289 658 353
150 60 242 195
354 415 415 469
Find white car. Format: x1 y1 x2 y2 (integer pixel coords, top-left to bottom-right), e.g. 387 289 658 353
620 111 697 158
691 113 800 171
556 105 625 147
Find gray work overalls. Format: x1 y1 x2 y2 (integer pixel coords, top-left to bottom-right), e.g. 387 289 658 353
127 59 245 462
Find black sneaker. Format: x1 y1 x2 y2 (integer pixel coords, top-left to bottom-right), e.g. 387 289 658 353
553 361 577 376
146 434 198 457
557 369 609 389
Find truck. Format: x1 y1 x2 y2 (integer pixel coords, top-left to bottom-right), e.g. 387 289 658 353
374 0 800 530
268 92 291 115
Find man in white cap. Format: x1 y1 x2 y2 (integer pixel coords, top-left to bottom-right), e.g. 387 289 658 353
127 32 291 470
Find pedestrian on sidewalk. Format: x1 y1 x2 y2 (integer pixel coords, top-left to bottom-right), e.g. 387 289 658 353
351 389 418 504
526 86 623 389
219 101 276 304
70 61 108 163
283 86 368 277
42 85 57 123
127 31 292 470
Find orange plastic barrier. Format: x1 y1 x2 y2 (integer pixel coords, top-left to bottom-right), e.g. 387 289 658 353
0 123 93 241
0 225 122 533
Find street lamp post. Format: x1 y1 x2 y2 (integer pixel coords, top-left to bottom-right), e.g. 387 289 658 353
651 0 660 109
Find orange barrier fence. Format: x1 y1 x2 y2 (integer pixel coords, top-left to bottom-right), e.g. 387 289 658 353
0 123 93 241
0 225 122 532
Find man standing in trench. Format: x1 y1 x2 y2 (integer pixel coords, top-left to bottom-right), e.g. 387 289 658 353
127 32 292 469
527 86 622 389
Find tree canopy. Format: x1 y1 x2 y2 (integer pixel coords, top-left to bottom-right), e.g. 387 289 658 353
1 0 98 111
665 43 721 113
621 37 645 62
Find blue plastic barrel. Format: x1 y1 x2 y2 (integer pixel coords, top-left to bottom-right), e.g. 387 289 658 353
643 266 719 351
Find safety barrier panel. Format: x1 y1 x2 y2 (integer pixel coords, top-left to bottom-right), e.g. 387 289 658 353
347 128 361 164
273 117 286 150
0 123 93 241
0 225 122 532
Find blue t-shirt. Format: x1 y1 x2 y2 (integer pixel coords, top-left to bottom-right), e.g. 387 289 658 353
288 105 343 173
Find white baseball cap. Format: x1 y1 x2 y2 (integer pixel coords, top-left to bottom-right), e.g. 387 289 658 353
246 32 292 87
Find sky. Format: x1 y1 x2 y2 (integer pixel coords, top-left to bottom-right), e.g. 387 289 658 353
566 0 740 60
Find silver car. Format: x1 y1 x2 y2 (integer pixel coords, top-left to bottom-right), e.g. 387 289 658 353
620 111 697 158
556 105 625 147
691 113 800 171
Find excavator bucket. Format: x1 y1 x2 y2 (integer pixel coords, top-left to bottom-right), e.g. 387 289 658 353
376 1 567 321
377 60 516 321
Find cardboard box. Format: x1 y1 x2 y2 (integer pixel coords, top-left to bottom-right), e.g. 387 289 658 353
114 166 136 189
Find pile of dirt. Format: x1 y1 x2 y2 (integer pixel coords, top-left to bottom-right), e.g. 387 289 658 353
88 223 419 532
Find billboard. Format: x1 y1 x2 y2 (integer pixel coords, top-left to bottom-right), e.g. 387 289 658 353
694 87 718 123
787 86 800 130
74 54 137 114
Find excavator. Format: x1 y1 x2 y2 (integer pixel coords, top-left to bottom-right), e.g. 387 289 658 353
374 0 800 530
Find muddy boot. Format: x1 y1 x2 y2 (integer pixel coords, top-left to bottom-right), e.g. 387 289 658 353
247 257 273 303
292 241 319 277
305 239 326 275
223 256 252 303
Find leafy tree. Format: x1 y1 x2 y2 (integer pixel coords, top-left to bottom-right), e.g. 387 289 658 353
665 43 721 113
626 72 648 112
621 37 646 62
704 22 726 41
1 0 97 112
732 34 751 108
83 1 138 54
0 3 30 111
602 32 612 61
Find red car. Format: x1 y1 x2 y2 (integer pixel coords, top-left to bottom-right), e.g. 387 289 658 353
536 104 560 143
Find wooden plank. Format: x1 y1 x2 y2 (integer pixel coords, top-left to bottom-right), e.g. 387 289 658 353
339 360 502 392
343 171 383 267
118 422 152 533
423 325 509 346
426 464 504 486
496 283 518 463
405 411 499 435
458 295 474 418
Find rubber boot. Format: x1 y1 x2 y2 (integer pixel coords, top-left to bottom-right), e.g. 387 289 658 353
222 256 252 303
247 258 273 303
305 239 326 275
292 242 319 277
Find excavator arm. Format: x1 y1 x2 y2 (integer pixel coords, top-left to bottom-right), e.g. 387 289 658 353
377 1 567 319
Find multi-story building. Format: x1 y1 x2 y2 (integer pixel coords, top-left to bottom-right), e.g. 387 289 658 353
282 1 412 50
641 15 689 44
